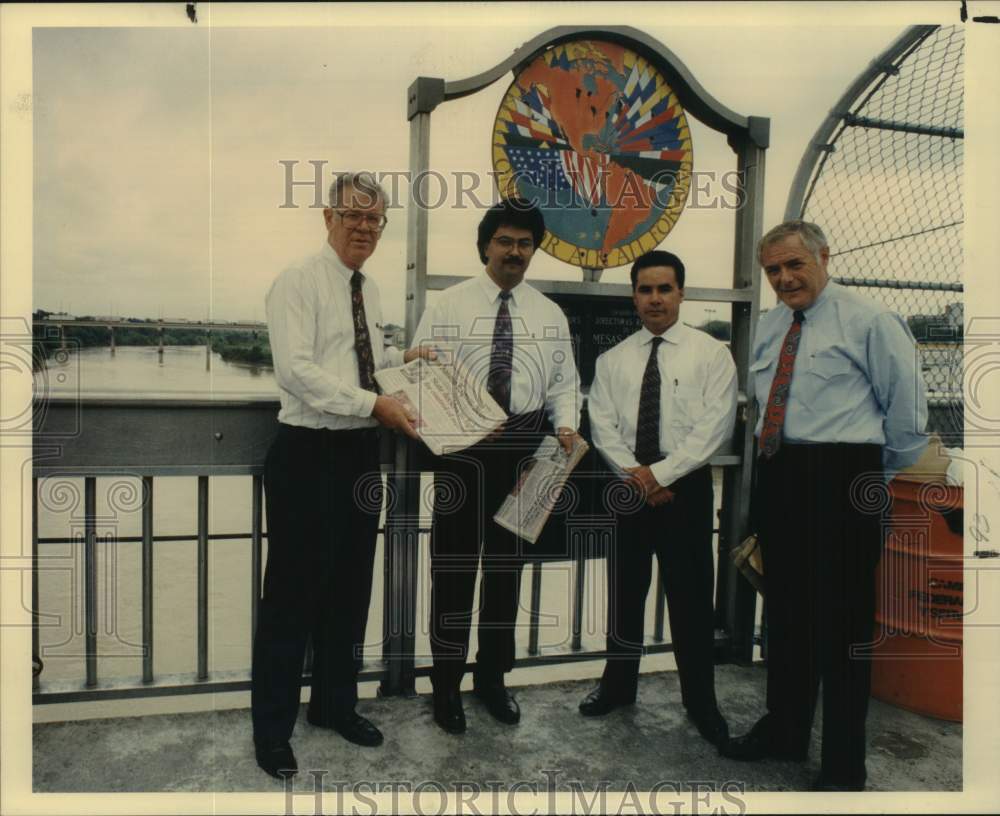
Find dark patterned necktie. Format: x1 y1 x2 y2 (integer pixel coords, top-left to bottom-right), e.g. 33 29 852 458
487 290 513 413
634 336 664 466
758 310 805 458
350 269 378 394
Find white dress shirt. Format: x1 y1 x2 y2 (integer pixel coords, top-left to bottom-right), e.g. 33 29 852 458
749 281 928 477
265 243 404 430
412 275 581 431
588 321 738 488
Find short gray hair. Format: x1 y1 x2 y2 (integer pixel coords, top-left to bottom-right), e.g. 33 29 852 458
757 220 828 265
328 171 388 210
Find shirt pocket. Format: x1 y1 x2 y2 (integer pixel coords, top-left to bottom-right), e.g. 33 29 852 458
795 353 854 403
317 321 353 360
668 384 704 429
748 357 774 406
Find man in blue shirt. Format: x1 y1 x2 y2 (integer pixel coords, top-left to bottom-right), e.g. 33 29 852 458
720 221 927 791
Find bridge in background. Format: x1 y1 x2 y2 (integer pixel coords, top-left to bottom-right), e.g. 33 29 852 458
33 317 269 367
35 317 267 332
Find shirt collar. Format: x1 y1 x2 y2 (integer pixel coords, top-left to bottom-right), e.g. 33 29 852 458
773 278 835 327
799 278 835 319
638 319 683 347
479 273 523 306
323 242 361 284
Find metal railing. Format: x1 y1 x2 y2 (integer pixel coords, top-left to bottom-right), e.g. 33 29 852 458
32 397 736 705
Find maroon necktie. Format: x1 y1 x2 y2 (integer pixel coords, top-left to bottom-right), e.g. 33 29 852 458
758 310 805 458
350 269 378 393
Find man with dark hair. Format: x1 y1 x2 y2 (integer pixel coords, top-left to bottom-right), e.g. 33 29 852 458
720 221 927 791
629 249 686 289
412 198 582 734
475 200 546 265
251 172 433 779
578 249 736 750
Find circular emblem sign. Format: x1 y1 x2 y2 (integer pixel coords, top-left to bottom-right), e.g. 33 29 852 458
492 40 694 270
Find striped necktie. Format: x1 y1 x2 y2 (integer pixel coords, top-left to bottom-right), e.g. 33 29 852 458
758 310 805 458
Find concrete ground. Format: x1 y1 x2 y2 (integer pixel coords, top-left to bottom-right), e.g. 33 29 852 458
33 663 960 794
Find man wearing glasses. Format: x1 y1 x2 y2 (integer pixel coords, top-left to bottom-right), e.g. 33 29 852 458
252 172 431 779
412 198 583 735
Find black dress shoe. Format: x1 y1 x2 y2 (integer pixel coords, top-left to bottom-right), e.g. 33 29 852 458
254 740 298 780
433 689 466 734
578 686 632 717
718 717 807 762
810 773 865 792
307 710 384 747
688 707 730 749
474 681 520 724
311 711 383 747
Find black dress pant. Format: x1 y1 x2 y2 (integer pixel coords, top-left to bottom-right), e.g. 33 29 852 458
756 442 884 785
251 424 381 745
428 411 549 691
600 465 718 713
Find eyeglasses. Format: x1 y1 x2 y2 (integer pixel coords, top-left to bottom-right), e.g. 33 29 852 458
492 236 535 252
336 210 388 230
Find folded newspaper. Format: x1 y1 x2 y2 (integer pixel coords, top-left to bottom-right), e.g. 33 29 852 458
730 534 764 596
373 357 507 456
493 434 590 544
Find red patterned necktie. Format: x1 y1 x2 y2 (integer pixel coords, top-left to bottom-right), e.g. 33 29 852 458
758 310 805 458
487 290 513 413
350 269 378 393
634 336 664 466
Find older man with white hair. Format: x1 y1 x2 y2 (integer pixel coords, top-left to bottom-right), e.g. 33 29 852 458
721 220 927 791
251 172 431 779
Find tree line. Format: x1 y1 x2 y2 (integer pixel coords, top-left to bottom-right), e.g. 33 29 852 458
33 311 201 368
31 308 960 372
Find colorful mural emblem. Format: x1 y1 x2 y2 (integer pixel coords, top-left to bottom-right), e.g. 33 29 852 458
492 40 694 270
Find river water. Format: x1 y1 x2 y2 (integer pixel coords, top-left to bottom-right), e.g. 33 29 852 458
34 346 719 719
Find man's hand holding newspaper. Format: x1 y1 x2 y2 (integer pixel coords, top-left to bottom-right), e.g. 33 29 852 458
493 434 589 544
373 355 508 456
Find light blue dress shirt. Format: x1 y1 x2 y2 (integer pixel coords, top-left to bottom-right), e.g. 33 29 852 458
750 281 928 478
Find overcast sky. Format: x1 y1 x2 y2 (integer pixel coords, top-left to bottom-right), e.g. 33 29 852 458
29 4 969 328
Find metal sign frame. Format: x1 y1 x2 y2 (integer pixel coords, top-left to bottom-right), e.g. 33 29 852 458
383 26 769 694
784 25 941 221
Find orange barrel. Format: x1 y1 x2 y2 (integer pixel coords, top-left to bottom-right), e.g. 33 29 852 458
870 478 963 722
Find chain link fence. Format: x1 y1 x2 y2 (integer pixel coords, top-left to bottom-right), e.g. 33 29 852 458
789 25 964 446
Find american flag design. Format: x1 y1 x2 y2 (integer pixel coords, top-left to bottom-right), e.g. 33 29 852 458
559 149 611 207
505 147 573 193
